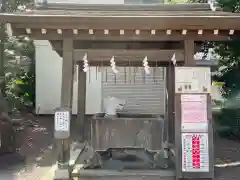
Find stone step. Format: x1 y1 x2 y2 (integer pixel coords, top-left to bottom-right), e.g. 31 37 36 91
72 169 175 180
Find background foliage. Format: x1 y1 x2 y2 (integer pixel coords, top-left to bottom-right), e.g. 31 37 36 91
1 0 35 112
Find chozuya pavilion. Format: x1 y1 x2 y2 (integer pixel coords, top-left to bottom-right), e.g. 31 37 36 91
0 0 240 180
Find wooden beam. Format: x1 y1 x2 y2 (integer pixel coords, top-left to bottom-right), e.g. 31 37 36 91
15 28 231 41
72 49 184 63
76 60 185 67
73 41 184 50
50 40 184 51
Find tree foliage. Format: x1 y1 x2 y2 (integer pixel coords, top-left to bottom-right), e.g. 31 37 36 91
1 0 35 111
168 0 240 98
211 0 240 98
3 0 34 12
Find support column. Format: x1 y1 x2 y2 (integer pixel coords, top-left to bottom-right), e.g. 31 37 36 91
77 63 86 142
184 40 195 66
175 40 214 179
166 65 175 144
175 40 196 179
61 39 74 108
54 39 74 180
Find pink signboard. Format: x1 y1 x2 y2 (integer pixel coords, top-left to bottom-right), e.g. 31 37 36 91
181 94 208 132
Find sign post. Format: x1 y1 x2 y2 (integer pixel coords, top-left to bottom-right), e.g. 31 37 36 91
175 67 214 179
54 107 71 179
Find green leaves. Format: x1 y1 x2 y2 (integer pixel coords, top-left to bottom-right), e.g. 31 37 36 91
0 0 35 110
4 0 34 12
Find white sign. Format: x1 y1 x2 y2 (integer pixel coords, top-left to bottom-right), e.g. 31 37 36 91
182 133 209 172
175 67 211 94
54 111 70 132
181 94 208 132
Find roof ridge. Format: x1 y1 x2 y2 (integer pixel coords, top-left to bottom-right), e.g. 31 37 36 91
35 2 213 12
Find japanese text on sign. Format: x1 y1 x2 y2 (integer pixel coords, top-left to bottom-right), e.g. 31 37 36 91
182 133 209 172
175 67 211 94
181 94 208 132
54 111 70 132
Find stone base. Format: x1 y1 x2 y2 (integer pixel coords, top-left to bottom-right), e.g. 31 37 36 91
53 168 70 180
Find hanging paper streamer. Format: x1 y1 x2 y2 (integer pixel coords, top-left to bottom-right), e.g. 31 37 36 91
171 53 177 66
208 0 217 11
83 53 89 72
110 56 119 74
143 56 150 75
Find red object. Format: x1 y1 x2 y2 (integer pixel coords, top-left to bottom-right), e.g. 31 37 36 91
191 136 201 168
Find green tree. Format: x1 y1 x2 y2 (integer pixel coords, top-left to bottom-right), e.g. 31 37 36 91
211 0 240 98
1 0 35 111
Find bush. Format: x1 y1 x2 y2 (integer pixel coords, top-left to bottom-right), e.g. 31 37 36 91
214 108 240 139
3 69 35 112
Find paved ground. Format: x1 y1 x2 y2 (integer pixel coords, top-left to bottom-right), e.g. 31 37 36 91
0 116 240 179
215 136 240 180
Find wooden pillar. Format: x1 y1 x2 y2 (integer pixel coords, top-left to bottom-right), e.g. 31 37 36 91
175 40 196 179
77 63 86 141
58 39 74 168
166 65 175 144
184 40 195 66
61 39 74 107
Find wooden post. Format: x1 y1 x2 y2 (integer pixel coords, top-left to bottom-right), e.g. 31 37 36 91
166 65 175 144
184 40 195 66
175 40 214 179
77 63 86 141
175 40 195 179
58 39 74 169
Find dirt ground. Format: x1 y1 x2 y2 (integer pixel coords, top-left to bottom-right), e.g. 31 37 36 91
0 116 56 180
0 116 240 179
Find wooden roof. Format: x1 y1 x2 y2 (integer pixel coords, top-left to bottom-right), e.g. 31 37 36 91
1 3 240 40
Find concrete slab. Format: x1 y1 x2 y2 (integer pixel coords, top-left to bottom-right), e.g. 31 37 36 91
53 169 70 180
